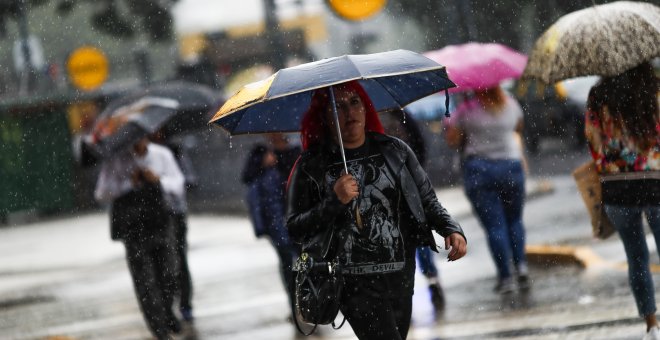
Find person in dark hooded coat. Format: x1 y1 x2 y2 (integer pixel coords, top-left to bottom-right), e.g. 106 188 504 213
241 143 299 324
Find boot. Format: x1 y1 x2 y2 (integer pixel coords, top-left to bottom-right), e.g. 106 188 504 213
429 283 445 310
516 262 531 290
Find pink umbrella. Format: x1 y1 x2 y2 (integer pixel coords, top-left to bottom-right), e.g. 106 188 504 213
424 42 528 92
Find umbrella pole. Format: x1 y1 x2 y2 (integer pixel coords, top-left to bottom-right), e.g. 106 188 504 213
329 86 363 228
328 86 349 174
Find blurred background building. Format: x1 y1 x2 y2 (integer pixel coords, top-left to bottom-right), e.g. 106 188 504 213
0 0 628 222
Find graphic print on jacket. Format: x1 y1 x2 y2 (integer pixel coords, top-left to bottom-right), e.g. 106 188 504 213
325 141 405 275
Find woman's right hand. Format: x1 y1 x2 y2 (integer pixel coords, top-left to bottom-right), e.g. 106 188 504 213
334 173 359 204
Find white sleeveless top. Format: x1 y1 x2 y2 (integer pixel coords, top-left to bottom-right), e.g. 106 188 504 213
448 95 523 160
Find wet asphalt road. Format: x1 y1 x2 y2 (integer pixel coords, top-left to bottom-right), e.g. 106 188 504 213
1 139 658 340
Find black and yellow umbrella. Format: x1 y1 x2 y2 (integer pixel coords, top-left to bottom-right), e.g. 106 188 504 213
212 49 455 228
209 49 455 135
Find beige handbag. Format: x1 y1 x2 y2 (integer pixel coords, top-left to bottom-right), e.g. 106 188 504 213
572 161 616 239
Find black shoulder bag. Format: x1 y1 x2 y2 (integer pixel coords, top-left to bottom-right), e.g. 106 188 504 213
292 227 346 335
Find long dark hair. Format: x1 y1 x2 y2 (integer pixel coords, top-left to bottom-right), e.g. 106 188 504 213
587 62 659 145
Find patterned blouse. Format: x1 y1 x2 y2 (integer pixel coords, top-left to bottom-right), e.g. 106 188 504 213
585 100 660 175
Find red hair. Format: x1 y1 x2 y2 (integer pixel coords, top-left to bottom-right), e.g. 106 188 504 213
300 80 384 150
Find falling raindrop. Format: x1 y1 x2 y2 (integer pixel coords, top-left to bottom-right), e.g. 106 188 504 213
578 295 595 305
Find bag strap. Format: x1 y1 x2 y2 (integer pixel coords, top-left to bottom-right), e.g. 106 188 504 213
292 311 346 336
293 314 318 336
332 315 346 329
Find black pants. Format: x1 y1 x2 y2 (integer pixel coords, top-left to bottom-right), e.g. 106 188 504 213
172 212 193 311
124 237 179 339
340 288 413 340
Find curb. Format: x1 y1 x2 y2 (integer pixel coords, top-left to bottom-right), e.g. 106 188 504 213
526 244 660 273
526 178 556 200
523 179 603 270
525 245 595 268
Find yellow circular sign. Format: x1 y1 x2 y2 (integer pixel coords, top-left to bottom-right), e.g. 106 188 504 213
66 46 109 91
327 0 387 21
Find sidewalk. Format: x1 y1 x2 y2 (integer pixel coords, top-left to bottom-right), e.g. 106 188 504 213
0 177 556 290
428 176 653 340
1 176 649 339
435 178 556 221
436 178 585 269
0 179 553 305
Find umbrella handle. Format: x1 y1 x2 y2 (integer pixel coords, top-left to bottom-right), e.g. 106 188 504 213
444 89 451 118
329 86 363 229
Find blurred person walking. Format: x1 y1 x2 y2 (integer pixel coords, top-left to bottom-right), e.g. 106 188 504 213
266 133 302 185
287 81 466 339
381 108 446 311
95 137 185 339
241 141 300 324
584 61 660 339
444 85 529 294
161 134 198 324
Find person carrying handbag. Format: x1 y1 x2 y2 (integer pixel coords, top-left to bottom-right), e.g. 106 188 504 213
584 61 660 340
286 81 467 340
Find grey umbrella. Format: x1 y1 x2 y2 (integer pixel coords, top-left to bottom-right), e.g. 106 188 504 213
522 1 660 84
82 81 218 164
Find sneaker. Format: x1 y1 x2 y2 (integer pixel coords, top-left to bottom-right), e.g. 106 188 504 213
429 283 445 310
518 274 531 290
167 317 182 334
180 307 194 323
516 262 529 276
644 326 660 340
494 277 515 294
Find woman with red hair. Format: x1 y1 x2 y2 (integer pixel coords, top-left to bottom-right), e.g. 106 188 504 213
300 80 385 150
287 81 467 339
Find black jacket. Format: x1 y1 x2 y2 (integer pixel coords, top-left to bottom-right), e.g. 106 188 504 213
286 133 465 254
111 182 168 242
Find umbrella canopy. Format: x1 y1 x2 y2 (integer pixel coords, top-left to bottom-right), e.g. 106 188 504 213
84 81 218 161
558 76 601 109
423 42 528 92
522 1 660 84
209 49 455 135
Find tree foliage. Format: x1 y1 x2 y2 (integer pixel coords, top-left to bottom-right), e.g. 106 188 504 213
0 0 178 42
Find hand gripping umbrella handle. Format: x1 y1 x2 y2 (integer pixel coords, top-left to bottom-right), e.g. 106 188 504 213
329 86 363 229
